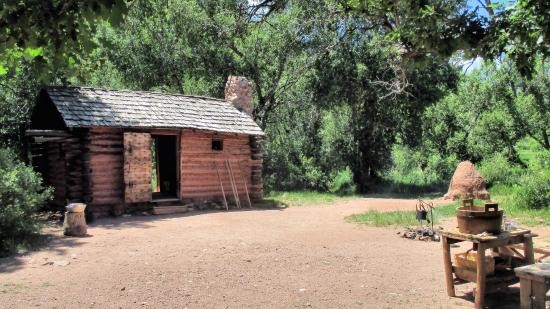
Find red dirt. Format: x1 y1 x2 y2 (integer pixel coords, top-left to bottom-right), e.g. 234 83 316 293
0 198 547 308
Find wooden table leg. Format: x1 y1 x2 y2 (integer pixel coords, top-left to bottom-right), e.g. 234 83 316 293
531 281 546 309
523 236 535 264
518 278 532 309
475 243 486 309
442 236 455 297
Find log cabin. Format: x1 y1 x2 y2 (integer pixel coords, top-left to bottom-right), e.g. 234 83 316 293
26 76 264 217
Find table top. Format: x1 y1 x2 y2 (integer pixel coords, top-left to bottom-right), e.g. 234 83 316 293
440 228 535 243
514 263 550 281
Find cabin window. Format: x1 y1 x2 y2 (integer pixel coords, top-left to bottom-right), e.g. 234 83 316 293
212 139 223 151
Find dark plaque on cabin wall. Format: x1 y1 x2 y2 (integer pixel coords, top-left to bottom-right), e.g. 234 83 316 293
123 132 152 203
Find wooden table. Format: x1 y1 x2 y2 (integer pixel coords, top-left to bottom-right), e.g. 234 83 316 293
514 263 550 309
440 229 536 309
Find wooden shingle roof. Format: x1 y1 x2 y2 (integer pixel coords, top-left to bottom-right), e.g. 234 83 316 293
45 87 264 136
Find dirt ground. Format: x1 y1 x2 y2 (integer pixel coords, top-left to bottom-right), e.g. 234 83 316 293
1 198 548 308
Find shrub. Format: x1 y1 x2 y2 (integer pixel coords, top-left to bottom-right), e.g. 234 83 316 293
513 170 550 210
383 144 456 193
300 155 327 190
329 167 356 195
478 153 524 185
0 148 52 256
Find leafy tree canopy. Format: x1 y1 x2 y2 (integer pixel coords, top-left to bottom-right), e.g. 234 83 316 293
0 0 129 79
254 0 549 76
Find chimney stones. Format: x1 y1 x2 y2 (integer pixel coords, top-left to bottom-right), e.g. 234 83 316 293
224 76 253 115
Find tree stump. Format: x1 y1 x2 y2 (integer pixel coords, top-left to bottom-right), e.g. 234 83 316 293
64 203 88 236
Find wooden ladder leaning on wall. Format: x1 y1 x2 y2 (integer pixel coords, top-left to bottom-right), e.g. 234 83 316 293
227 159 252 208
214 159 252 209
235 161 252 208
214 162 229 211
225 159 241 209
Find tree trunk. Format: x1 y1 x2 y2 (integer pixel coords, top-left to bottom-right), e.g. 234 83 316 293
541 129 549 150
63 212 87 236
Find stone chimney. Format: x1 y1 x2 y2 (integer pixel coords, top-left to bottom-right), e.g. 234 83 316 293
224 76 253 115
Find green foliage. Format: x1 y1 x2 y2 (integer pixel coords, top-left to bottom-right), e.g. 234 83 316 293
0 148 52 256
485 0 550 76
476 139 549 220
318 107 354 173
477 153 524 186
0 0 128 80
488 184 550 226
513 170 550 210
329 167 356 195
261 0 549 76
383 144 458 193
423 59 549 165
0 64 39 150
311 31 457 191
1 0 547 204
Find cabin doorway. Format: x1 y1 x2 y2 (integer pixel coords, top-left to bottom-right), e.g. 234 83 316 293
151 135 179 200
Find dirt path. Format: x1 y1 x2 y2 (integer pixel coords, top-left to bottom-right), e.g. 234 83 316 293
0 198 547 308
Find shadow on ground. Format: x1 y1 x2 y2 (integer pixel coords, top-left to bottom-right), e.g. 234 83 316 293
456 287 521 309
92 202 287 230
0 203 286 273
0 232 85 274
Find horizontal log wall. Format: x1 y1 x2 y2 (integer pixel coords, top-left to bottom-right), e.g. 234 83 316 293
51 127 264 216
64 133 85 202
180 129 261 202
85 128 125 215
46 142 66 206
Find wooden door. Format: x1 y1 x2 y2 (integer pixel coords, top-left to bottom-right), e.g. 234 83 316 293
123 132 152 203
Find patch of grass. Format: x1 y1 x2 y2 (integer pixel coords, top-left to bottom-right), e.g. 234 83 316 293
264 191 359 207
346 202 458 227
362 191 446 200
348 185 550 228
489 184 550 226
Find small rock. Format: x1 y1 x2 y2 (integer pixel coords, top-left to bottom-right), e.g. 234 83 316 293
53 260 70 267
70 254 78 259
299 288 306 292
121 287 126 291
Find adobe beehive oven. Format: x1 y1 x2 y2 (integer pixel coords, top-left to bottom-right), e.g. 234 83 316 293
444 161 489 200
